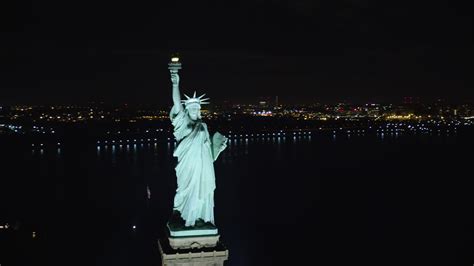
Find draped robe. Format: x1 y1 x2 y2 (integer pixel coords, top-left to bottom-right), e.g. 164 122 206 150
170 105 216 226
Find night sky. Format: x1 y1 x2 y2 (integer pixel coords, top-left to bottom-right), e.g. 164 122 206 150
1 1 473 105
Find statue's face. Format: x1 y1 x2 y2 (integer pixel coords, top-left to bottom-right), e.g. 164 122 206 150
187 105 200 121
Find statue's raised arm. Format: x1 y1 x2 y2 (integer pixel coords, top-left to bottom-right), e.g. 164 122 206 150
171 72 183 113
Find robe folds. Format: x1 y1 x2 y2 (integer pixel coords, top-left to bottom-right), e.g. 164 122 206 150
170 105 215 226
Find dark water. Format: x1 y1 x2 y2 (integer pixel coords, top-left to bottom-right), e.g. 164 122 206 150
1 130 473 265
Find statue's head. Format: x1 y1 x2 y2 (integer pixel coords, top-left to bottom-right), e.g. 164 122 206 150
186 104 201 120
183 91 209 121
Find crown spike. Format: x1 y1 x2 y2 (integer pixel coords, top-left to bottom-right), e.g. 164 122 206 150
182 91 211 108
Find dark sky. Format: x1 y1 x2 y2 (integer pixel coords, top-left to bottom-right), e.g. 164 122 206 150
1 0 473 105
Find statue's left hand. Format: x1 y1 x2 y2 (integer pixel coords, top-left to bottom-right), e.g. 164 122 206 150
212 133 227 160
219 137 228 152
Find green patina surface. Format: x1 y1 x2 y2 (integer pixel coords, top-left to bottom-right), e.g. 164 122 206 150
169 68 227 227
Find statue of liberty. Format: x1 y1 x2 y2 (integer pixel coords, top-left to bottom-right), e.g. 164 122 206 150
167 57 227 236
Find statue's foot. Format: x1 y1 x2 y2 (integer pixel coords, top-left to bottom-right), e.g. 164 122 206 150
168 212 217 231
195 219 205 227
192 219 216 230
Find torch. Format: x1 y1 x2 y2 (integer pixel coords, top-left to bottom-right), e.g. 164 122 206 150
168 55 182 74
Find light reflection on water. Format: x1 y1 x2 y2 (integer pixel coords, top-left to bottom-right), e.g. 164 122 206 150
36 131 426 160
5 128 473 266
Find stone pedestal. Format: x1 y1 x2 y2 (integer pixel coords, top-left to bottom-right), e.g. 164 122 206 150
168 234 220 250
158 237 229 266
160 211 228 264
167 223 220 249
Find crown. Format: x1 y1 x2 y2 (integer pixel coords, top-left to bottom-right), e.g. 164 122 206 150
182 91 210 108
